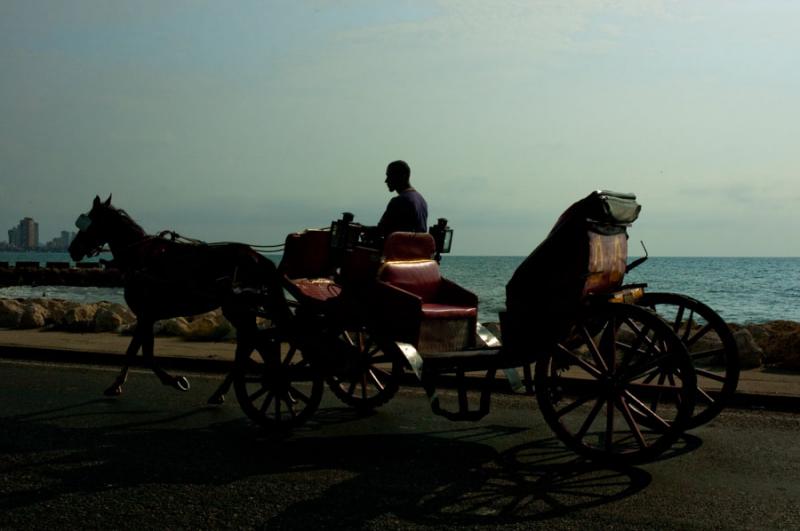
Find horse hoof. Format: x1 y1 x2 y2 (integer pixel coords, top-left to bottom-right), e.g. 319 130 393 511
104 385 122 397
207 393 225 405
174 376 191 392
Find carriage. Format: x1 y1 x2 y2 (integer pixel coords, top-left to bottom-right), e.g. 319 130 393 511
230 190 740 464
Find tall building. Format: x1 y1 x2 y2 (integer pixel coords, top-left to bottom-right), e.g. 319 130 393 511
7 218 39 249
20 217 38 249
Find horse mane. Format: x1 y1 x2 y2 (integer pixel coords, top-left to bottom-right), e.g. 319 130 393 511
105 204 148 238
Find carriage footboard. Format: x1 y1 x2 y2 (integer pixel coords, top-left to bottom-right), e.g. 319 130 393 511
393 342 524 422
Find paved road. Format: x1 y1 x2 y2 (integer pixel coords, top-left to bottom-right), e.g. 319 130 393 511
1 359 799 530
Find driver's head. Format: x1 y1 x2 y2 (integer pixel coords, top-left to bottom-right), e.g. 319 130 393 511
385 160 411 192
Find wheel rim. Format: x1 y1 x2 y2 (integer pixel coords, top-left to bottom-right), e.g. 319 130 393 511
641 293 739 427
536 304 696 463
235 333 323 429
326 329 402 410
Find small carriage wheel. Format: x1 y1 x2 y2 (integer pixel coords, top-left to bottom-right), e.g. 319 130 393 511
639 292 739 428
535 303 696 464
234 329 324 430
325 328 404 411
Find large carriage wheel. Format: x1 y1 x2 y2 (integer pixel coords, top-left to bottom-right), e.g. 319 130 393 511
535 303 696 464
325 328 404 411
639 292 739 428
234 329 324 430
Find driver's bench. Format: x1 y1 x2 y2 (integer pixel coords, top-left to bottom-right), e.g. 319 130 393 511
373 232 478 352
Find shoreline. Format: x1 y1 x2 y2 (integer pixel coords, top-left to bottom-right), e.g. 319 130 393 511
1 296 799 371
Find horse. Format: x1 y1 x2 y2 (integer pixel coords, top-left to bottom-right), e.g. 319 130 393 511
68 195 290 402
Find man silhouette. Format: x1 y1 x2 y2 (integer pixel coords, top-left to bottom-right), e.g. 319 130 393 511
377 160 428 237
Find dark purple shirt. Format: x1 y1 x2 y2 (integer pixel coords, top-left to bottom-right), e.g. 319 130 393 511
378 188 428 236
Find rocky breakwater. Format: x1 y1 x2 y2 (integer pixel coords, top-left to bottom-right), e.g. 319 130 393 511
2 297 799 370
731 321 800 371
0 298 235 341
483 320 800 371
0 263 123 287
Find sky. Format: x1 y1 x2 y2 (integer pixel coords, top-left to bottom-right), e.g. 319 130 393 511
1 0 798 256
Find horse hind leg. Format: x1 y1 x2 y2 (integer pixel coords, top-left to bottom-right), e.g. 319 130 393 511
141 320 191 392
207 338 251 404
207 310 257 404
105 330 143 396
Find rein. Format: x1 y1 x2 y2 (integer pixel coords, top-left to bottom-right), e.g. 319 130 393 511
154 231 287 253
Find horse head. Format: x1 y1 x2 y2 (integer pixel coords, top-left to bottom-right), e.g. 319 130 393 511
69 194 146 262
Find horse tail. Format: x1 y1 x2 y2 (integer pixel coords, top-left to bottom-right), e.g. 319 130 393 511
251 249 293 324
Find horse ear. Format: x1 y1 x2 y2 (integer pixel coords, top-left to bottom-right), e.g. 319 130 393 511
105 194 112 206
93 196 101 208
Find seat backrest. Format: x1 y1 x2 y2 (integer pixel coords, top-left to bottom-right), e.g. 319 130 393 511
379 232 441 302
383 232 436 261
279 229 333 280
379 260 441 302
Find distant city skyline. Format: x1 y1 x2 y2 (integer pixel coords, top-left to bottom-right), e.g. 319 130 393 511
4 216 75 250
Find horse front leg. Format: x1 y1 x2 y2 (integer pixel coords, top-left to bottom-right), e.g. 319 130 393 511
141 320 191 392
104 329 142 396
208 320 256 405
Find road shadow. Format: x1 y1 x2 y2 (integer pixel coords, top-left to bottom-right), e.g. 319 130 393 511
1 398 657 528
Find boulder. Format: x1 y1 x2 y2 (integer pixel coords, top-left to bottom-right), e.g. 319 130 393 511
732 328 763 369
755 321 800 371
19 301 49 329
93 302 135 332
63 303 98 331
0 299 24 328
185 311 234 341
157 317 191 337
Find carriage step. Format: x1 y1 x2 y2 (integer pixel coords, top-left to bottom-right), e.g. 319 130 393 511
394 342 524 421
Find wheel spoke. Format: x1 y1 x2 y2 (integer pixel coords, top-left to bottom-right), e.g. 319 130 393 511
605 398 614 451
696 385 715 404
555 390 602 418
369 354 392 364
623 390 670 430
686 323 713 348
603 314 622 373
622 318 657 358
641 367 660 385
581 326 608 373
370 366 391 380
650 372 667 411
696 367 728 383
576 397 605 440
617 396 648 449
556 344 604 378
259 390 275 414
681 309 696 342
283 346 297 367
691 347 726 362
288 385 311 404
672 305 686 334
342 330 356 347
619 352 673 382
368 369 386 391
248 385 269 402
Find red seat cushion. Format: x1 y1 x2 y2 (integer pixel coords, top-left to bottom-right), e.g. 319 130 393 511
379 260 441 302
421 303 478 320
288 278 342 302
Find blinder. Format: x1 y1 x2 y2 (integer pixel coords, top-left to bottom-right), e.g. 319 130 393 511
75 214 92 232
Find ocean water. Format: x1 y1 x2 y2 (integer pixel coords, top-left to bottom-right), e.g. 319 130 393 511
439 256 800 324
1 252 798 325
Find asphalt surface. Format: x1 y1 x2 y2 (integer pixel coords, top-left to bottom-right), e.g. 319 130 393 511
1 333 799 412
2 359 799 530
